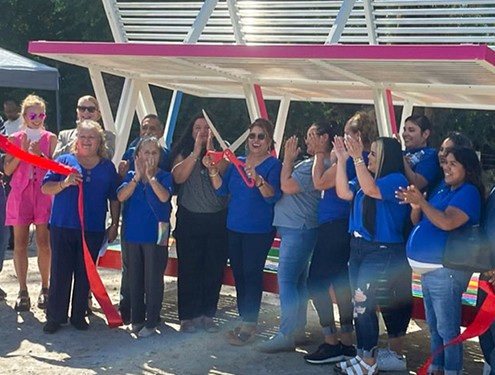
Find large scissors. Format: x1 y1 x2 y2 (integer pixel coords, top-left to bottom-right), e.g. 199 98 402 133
202 109 255 187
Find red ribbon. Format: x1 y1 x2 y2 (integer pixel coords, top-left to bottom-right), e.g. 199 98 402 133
0 134 122 328
418 280 495 374
206 149 255 187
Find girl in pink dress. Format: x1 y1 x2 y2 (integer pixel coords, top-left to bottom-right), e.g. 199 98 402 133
4 94 57 311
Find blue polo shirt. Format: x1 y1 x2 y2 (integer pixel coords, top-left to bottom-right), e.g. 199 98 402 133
216 156 282 233
273 158 320 229
122 140 171 172
318 152 369 225
43 154 119 232
118 170 173 244
404 147 440 188
407 182 481 265
349 172 408 243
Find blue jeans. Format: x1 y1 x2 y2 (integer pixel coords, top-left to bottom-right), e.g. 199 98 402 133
0 183 8 274
349 238 404 358
422 267 472 375
228 230 275 324
277 226 317 336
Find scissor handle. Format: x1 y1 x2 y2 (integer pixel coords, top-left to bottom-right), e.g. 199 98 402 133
224 149 256 188
205 150 224 166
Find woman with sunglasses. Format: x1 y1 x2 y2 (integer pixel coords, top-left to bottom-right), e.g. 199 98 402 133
203 118 282 346
4 94 57 311
53 95 116 159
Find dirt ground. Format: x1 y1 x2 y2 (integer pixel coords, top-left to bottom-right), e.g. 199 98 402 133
0 242 486 375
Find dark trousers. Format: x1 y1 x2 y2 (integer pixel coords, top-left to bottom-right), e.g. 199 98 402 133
228 229 275 324
175 207 228 320
47 226 104 324
119 237 131 316
349 238 404 356
380 248 413 339
478 276 495 374
126 241 168 328
307 219 354 335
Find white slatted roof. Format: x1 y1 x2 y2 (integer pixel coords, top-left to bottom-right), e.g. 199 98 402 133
28 42 495 110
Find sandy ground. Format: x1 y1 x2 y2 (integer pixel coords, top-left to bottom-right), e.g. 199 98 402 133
0 240 486 375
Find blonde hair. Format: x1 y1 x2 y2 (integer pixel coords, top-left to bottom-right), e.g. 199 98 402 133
71 120 108 159
20 94 46 128
345 111 378 149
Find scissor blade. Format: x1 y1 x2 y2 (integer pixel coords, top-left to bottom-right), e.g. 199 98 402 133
229 129 249 153
202 109 228 151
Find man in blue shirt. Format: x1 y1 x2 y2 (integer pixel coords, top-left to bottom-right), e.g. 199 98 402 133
117 114 171 323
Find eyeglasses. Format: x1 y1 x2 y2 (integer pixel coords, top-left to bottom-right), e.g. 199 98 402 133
248 133 266 141
28 113 46 120
77 106 97 113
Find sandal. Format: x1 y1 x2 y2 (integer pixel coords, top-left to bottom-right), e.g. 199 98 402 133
338 357 377 375
335 356 361 371
224 325 241 340
228 327 256 346
37 288 49 309
15 290 31 312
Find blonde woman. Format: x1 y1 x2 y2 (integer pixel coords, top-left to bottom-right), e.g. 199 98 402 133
41 121 120 333
4 94 57 311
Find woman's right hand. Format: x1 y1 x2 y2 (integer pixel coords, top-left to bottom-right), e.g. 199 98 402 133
332 136 349 162
64 173 82 187
134 156 144 182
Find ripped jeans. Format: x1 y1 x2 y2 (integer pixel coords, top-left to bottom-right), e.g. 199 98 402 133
348 237 405 358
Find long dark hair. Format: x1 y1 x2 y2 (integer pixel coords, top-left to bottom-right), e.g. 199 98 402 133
363 137 405 237
446 146 484 198
170 113 205 162
445 131 473 149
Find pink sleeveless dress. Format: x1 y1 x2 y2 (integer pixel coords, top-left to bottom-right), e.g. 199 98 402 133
6 129 54 226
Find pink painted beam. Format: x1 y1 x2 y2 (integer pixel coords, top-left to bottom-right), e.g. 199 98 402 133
386 89 398 134
28 42 495 65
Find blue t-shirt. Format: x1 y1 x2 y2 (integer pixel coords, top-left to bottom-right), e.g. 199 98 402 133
318 152 369 225
122 141 171 172
349 172 408 243
43 154 119 232
407 182 481 264
216 156 282 233
273 158 320 229
404 147 440 188
118 170 173 244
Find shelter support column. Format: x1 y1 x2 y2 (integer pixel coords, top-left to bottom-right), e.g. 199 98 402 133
88 67 117 134
112 78 140 164
372 88 393 137
164 90 183 149
135 81 158 122
243 84 262 122
273 97 291 156
399 100 414 136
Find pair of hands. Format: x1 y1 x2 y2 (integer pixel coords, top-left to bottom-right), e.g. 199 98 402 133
133 157 157 182
332 135 364 162
395 185 426 209
20 133 42 156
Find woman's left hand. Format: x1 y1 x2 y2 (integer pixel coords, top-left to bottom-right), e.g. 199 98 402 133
29 141 42 156
107 224 118 243
145 159 157 181
344 135 364 159
244 164 260 185
283 136 300 163
395 185 424 208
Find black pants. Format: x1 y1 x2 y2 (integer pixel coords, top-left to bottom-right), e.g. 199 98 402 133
307 219 354 335
380 246 412 339
228 229 275 324
119 237 131 317
175 207 228 320
126 241 168 328
47 226 104 324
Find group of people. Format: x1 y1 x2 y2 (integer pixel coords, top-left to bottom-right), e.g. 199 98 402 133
0 92 493 374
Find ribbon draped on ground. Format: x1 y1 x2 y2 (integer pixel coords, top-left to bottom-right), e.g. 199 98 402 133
418 280 495 374
0 134 122 328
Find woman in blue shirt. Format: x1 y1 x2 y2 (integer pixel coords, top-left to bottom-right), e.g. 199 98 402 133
118 136 173 338
204 118 282 346
41 121 120 334
334 136 408 374
398 146 483 375
304 113 376 365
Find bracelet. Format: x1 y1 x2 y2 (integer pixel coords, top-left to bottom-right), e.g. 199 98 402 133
209 171 219 177
256 176 265 188
353 157 364 166
150 176 157 183
189 152 199 162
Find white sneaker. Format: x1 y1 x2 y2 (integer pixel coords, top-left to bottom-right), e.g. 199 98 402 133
377 348 407 371
138 327 157 338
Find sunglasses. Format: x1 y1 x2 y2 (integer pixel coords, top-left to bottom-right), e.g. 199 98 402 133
77 105 97 113
28 113 46 120
248 133 266 141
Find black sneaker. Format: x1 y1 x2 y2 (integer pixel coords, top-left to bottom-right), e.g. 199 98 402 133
43 322 61 334
71 319 89 331
341 342 357 359
304 342 345 364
